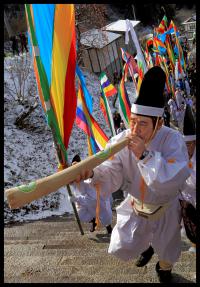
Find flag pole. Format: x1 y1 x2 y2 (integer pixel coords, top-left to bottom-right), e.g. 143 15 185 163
50 125 84 236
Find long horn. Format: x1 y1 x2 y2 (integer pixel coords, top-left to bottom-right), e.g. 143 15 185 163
5 137 129 209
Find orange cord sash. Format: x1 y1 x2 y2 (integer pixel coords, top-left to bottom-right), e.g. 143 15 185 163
94 183 101 230
140 176 147 209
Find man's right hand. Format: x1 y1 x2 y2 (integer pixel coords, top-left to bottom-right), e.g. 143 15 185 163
72 161 94 183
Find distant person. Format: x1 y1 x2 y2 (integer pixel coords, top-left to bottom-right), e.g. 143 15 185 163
113 111 121 132
182 38 189 64
179 105 196 253
168 97 178 126
113 71 121 108
184 77 191 97
175 87 184 109
163 106 170 127
70 154 113 235
10 35 19 56
185 96 193 109
117 121 126 134
176 101 186 132
19 33 28 54
113 71 119 86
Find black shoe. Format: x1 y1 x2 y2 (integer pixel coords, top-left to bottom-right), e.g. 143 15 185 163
89 218 96 232
106 225 112 234
135 246 154 267
155 261 172 283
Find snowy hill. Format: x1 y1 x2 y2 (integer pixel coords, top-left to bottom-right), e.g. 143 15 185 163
4 52 136 224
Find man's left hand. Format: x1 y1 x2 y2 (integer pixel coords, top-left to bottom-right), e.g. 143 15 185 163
127 134 146 159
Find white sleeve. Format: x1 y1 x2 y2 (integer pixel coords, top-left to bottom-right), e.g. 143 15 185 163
90 138 124 195
137 132 190 194
186 166 196 189
74 194 88 206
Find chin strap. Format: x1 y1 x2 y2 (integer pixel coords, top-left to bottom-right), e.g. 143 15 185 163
145 117 160 148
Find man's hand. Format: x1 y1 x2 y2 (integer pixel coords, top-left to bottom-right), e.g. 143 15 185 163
71 161 94 183
127 134 146 159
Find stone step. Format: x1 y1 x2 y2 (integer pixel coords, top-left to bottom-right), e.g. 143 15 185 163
4 263 196 283
4 215 196 283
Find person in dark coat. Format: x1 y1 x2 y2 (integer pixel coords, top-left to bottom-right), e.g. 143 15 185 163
10 35 19 56
19 33 28 53
113 71 120 108
113 111 121 132
163 106 170 127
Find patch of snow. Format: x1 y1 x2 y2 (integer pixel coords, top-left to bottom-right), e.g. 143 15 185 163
4 51 137 224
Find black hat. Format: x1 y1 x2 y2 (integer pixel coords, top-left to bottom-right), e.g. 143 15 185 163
131 66 166 116
183 104 196 141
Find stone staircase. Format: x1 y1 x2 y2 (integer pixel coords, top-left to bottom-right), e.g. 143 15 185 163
4 213 196 283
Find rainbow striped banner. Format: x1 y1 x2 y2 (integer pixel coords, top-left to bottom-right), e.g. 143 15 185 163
153 37 167 55
137 60 145 93
156 15 168 34
165 35 176 72
118 63 131 129
76 83 109 155
99 89 116 137
169 20 186 74
25 4 76 167
99 72 117 98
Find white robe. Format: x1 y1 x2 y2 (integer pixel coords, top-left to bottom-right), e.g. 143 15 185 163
176 104 186 131
180 147 196 207
91 126 190 264
70 180 112 226
184 80 191 96
168 99 178 122
175 91 184 108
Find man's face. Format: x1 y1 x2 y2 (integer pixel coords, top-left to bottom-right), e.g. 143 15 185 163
186 140 196 159
130 114 155 143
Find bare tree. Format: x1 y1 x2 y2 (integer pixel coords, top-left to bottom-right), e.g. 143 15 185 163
75 4 108 65
4 53 38 126
4 10 14 38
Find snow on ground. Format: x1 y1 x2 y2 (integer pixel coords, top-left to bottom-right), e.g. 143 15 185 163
4 51 137 224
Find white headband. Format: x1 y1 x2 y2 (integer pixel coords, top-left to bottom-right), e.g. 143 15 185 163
183 135 196 142
131 104 164 117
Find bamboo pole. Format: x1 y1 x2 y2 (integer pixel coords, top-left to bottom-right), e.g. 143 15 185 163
5 137 129 210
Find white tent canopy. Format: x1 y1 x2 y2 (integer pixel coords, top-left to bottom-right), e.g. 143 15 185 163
103 19 140 33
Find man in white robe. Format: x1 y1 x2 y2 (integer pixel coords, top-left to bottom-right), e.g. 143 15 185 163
74 67 190 282
70 155 113 234
180 104 196 253
168 97 178 126
175 87 184 108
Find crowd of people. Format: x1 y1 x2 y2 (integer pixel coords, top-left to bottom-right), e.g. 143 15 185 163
166 67 196 133
9 32 28 56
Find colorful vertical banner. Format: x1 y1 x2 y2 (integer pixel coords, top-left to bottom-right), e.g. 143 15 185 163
76 83 109 155
25 4 77 167
99 72 117 98
118 63 131 129
99 88 116 137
